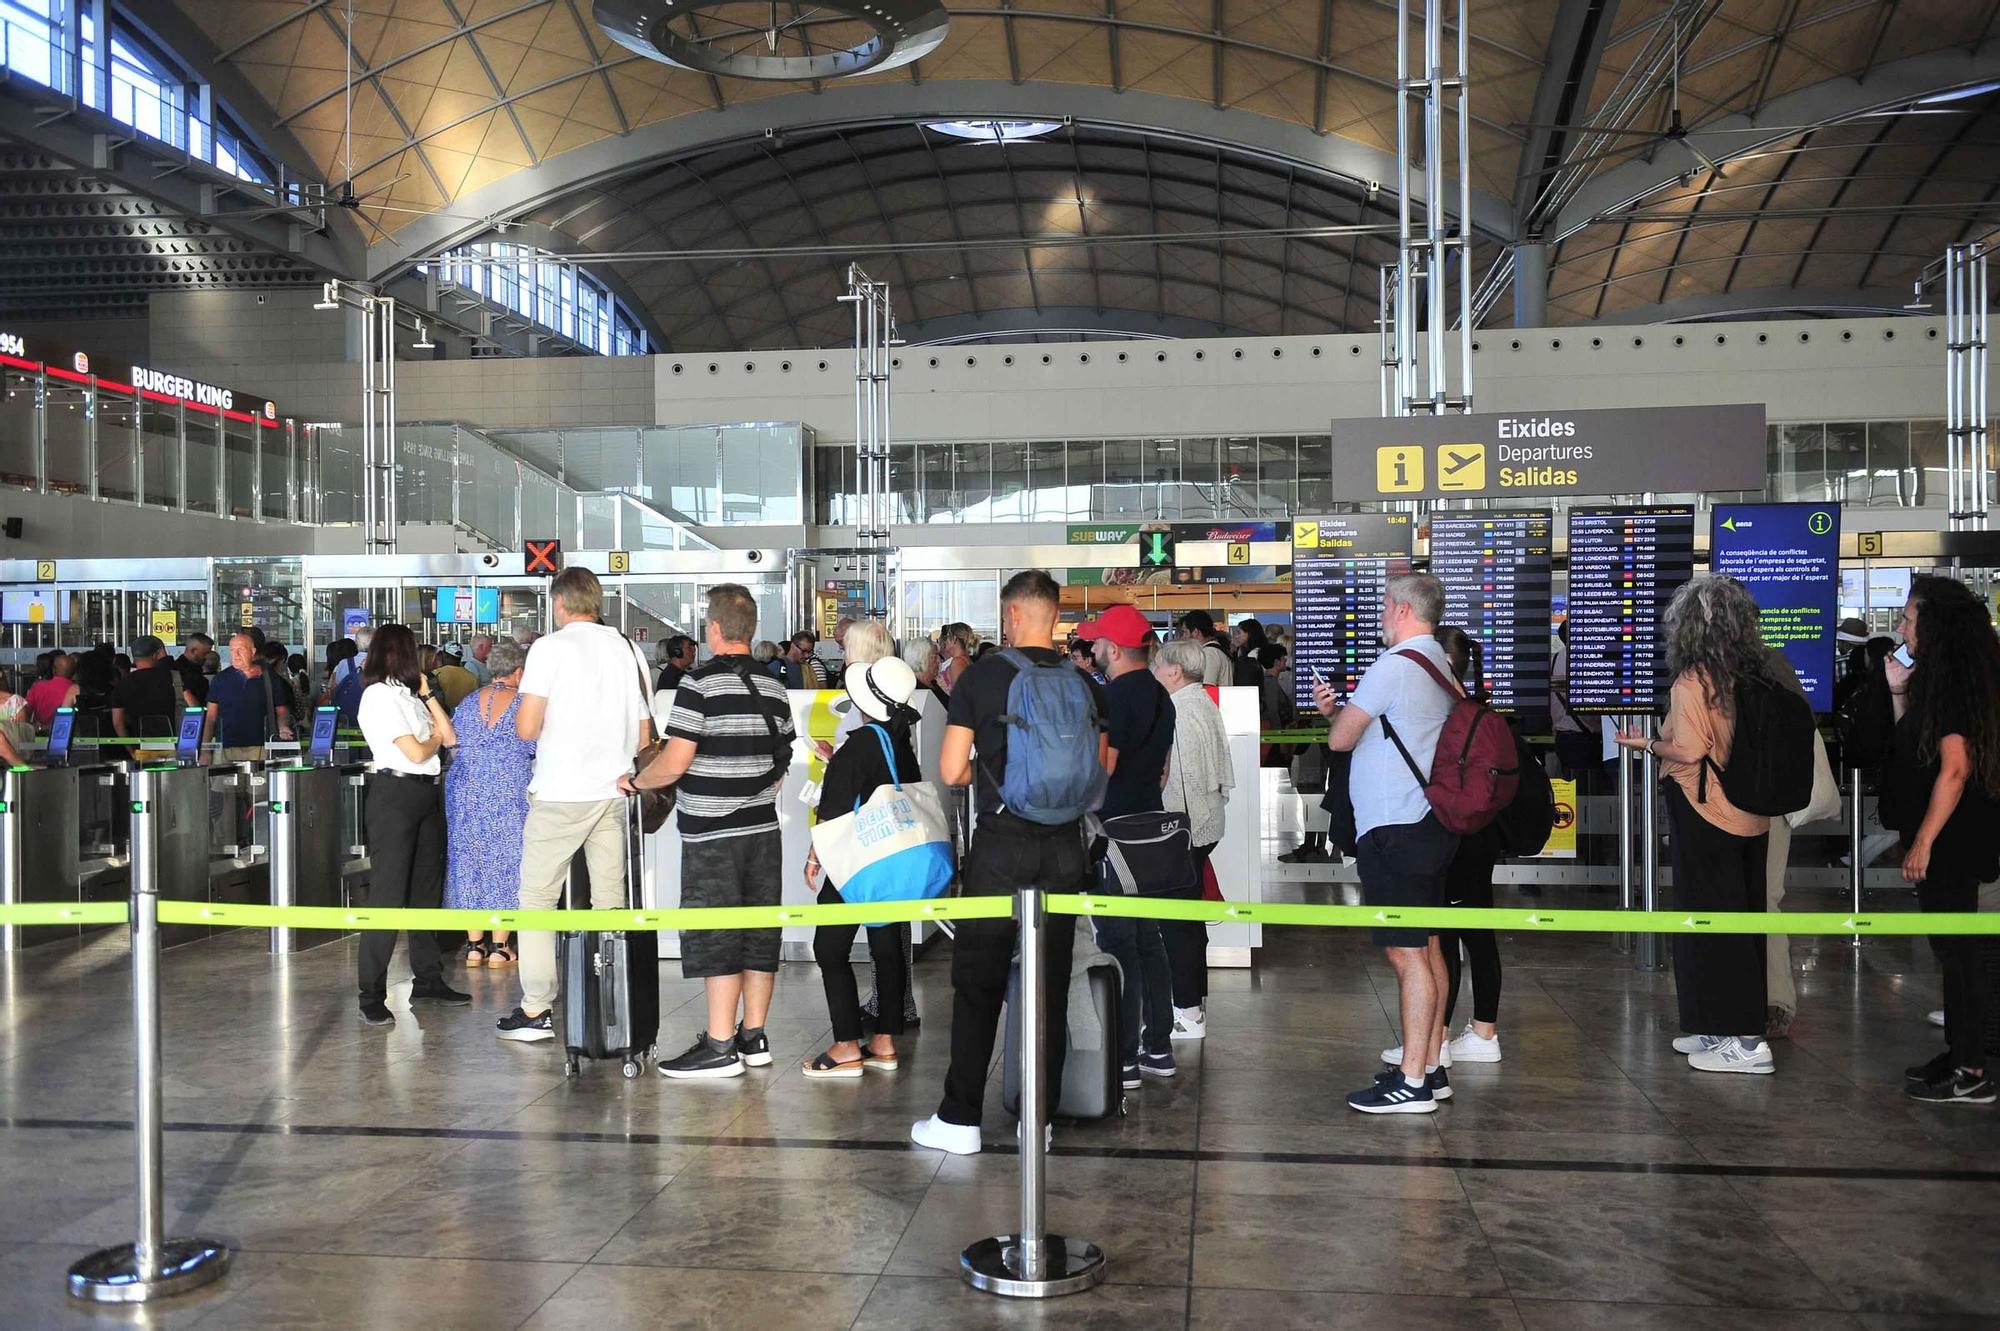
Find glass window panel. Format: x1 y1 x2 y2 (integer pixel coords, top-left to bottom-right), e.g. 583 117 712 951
1771 422 1823 502
954 442 992 521
1909 419 1945 508
223 413 257 517
1026 441 1067 521
1066 440 1103 521
1865 420 1910 508
0 370 38 485
183 409 219 513
1220 435 1258 518
1825 422 1865 505
140 401 180 509
1143 438 1182 518
986 442 1027 522
887 444 917 525
1257 435 1296 516
259 421 291 519
43 377 89 493
96 385 139 503
919 442 955 523
1097 439 1145 519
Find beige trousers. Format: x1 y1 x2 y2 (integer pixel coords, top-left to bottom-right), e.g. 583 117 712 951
1765 817 1796 1016
515 797 629 1014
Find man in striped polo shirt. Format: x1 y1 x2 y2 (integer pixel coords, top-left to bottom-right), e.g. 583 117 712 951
628 583 798 1079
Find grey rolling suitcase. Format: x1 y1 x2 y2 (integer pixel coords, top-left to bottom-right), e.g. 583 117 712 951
556 801 658 1080
1001 958 1125 1123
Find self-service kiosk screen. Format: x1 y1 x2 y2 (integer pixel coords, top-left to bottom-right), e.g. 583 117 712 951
1564 506 1696 714
175 707 205 762
1290 513 1417 708
1430 510 1555 719
1711 501 1840 712
47 707 75 762
309 706 339 763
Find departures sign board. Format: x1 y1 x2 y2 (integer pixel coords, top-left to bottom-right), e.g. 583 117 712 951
1429 510 1555 719
1564 506 1697 714
1710 502 1841 712
1290 513 1416 709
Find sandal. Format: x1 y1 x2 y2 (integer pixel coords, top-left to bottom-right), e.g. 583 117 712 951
463 940 491 968
862 1048 899 1073
801 1051 864 1080
487 942 518 968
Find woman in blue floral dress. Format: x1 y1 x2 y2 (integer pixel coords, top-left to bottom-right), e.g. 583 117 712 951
445 640 534 966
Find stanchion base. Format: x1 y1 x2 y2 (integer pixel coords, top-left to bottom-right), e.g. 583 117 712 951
68 1238 231 1304
961 1234 1105 1298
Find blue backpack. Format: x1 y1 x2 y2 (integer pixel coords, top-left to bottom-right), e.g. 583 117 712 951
987 647 1106 825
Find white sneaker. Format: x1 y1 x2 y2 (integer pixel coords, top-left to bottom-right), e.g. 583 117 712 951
1688 1036 1775 1075
910 1115 982 1155
1445 1025 1501 1063
1928 1009 1946 1028
1671 1034 1710 1055
1171 1006 1207 1041
1381 1041 1452 1070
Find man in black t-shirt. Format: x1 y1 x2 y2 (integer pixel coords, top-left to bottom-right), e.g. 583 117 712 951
1079 604 1179 1085
111 636 186 756
911 570 1105 1157
174 632 214 708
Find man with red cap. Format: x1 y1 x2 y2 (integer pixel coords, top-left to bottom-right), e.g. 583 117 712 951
1077 603 1180 1086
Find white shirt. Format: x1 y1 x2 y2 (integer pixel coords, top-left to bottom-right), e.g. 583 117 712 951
358 681 438 776
1347 635 1458 838
518 620 650 802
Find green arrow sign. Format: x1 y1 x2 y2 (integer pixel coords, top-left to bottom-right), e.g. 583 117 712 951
1142 532 1171 566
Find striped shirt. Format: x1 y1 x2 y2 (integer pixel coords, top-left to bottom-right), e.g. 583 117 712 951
668 655 797 842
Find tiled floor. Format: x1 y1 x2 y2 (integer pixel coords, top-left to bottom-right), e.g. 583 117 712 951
2 857 1996 1329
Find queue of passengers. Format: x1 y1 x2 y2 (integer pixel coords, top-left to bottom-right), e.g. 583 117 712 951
333 562 1999 1127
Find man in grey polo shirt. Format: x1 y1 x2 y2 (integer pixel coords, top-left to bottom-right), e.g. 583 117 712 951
1312 572 1460 1115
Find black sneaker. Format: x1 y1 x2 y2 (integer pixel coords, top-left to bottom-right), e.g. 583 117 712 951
495 1007 554 1042
734 1024 773 1068
1277 845 1326 864
1905 1050 1956 1088
358 1001 394 1027
411 980 471 1006
659 1032 744 1080
1121 1062 1142 1090
1906 1069 1996 1106
1347 1076 1436 1115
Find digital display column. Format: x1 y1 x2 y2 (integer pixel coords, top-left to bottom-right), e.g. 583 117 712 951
1564 506 1696 714
1290 513 1416 709
1711 502 1840 711
1429 510 1554 718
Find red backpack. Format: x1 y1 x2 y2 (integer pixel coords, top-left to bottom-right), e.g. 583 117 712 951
1378 649 1521 836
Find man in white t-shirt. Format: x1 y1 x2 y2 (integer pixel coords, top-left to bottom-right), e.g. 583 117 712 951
1311 572 1461 1115
496 566 653 1042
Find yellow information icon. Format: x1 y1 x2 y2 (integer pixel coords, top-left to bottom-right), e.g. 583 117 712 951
1375 446 1423 493
1436 443 1486 491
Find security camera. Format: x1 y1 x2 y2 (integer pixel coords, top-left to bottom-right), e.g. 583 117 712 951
745 550 764 565
480 553 500 569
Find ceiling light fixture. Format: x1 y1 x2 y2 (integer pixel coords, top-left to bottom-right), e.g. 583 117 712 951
929 119 1062 144
313 280 340 311
595 0 945 81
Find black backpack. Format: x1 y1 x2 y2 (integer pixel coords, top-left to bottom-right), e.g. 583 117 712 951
1700 670 1816 817
1491 731 1558 856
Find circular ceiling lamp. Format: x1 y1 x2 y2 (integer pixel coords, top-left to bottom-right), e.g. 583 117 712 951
595 0 947 81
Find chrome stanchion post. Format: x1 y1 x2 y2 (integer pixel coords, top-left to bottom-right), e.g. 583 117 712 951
69 767 230 1304
961 887 1105 1298
0 766 20 952
1636 717 1667 972
268 767 296 954
1847 764 1865 949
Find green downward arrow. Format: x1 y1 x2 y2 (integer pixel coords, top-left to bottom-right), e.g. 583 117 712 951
1144 533 1170 566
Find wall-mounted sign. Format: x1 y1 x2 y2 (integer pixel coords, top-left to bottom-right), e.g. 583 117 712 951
150 610 179 642
1711 502 1840 711
1066 524 1141 545
0 330 280 420
1328 405 1766 500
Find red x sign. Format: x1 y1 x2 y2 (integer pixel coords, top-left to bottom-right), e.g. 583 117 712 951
523 538 561 575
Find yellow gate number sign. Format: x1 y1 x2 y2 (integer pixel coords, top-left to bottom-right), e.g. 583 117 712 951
1227 542 1250 565
150 610 179 642
608 550 630 574
34 560 54 582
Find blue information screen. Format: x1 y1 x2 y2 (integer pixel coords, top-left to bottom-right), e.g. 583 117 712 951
435 586 500 625
1711 501 1841 712
309 706 340 762
47 707 74 763
1565 506 1697 714
175 707 205 761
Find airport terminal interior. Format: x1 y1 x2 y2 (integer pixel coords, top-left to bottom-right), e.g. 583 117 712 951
2 0 2000 1325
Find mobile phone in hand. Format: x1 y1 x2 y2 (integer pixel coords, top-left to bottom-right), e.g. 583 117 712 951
1891 644 1915 670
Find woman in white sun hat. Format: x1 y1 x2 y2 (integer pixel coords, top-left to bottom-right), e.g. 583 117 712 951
802 655 924 1079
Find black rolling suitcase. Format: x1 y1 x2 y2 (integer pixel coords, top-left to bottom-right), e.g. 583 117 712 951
556 800 659 1080
1002 934 1125 1122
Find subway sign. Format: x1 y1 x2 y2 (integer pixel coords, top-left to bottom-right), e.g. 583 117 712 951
1329 404 1766 500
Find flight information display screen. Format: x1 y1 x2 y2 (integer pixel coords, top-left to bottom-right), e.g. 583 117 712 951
1711 502 1840 712
1430 510 1554 719
1564 506 1696 714
1290 513 1416 708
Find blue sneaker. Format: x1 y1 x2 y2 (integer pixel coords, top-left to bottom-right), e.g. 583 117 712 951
1348 1076 1436 1115
1374 1066 1451 1101
1139 1050 1176 1079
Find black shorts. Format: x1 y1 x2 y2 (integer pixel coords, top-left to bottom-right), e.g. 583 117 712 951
678 829 783 978
1355 813 1458 948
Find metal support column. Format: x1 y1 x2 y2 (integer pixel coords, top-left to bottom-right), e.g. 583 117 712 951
963 887 1105 1298
839 266 896 620
1848 764 1865 949
68 768 231 1304
0 768 19 953
1943 242 1991 531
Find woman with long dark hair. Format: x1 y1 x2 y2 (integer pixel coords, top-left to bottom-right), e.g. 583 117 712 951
1884 576 2000 1104
353 623 465 1026
1616 576 1775 1075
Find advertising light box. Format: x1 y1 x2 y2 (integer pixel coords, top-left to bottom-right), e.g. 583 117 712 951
1711 502 1840 712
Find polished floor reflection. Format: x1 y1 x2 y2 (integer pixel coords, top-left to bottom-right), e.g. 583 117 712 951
1 863 1996 1329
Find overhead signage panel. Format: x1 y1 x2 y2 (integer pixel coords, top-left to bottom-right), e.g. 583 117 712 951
1289 512 1417 709
1564 506 1697 715
1328 405 1766 500
1711 502 1840 712
0 328 281 420
1430 510 1554 719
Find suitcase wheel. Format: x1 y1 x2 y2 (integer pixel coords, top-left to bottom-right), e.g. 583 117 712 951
621 1058 642 1079
563 1055 580 1080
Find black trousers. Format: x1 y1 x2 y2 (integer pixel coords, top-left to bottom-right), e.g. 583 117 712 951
1441 838 1502 1026
1664 780 1768 1037
1919 872 1991 1071
357 774 446 1003
813 882 908 1043
1159 843 1214 1009
938 813 1088 1127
